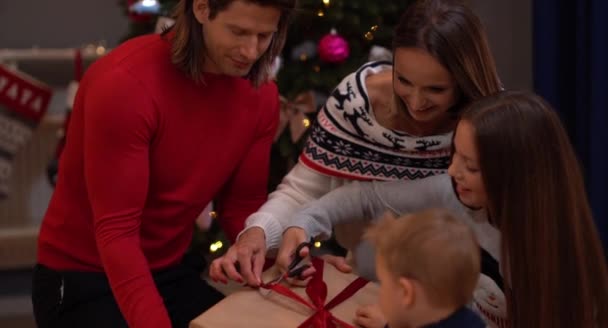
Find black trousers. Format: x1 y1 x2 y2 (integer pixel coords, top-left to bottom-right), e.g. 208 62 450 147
32 254 224 328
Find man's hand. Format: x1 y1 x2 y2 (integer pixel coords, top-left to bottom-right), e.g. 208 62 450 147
209 227 266 286
354 304 388 328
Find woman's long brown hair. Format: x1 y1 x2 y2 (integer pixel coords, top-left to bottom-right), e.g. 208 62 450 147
462 91 608 327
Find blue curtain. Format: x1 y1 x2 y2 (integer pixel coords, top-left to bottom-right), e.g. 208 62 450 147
533 0 607 249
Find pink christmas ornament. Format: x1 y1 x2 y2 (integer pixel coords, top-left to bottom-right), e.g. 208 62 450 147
318 30 350 64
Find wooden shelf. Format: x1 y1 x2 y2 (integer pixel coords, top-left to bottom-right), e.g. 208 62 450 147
0 47 108 62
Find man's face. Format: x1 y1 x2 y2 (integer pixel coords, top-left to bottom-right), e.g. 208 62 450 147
193 0 280 76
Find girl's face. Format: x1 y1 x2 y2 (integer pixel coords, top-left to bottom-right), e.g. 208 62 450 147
392 47 459 125
448 120 487 208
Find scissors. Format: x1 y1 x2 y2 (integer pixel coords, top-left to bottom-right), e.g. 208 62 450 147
266 238 315 286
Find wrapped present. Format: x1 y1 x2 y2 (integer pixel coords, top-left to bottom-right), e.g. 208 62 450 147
191 258 379 328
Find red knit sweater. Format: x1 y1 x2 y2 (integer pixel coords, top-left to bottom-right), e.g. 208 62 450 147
37 34 279 327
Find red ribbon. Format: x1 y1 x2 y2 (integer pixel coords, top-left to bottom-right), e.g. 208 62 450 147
260 258 369 328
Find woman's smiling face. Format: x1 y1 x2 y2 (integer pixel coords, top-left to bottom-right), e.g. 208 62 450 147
448 120 487 208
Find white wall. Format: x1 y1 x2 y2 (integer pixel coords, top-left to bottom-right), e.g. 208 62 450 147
0 0 128 48
470 0 533 90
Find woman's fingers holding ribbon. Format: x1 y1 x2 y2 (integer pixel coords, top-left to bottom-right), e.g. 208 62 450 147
208 249 242 285
209 227 266 286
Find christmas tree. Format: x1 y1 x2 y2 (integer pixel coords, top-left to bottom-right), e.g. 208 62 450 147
278 0 409 96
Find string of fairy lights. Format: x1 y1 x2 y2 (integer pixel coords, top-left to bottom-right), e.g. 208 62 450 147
289 0 382 136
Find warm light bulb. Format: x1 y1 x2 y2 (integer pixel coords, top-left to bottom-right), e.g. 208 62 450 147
364 32 374 41
96 46 106 55
209 241 223 253
314 241 322 248
129 0 160 14
209 211 217 219
371 25 379 32
303 118 311 128
317 10 325 17
322 0 330 6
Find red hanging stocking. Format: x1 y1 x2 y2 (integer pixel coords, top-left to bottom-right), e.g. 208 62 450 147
0 64 52 198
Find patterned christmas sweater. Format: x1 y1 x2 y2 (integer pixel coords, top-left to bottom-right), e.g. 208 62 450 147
300 61 452 180
244 61 453 250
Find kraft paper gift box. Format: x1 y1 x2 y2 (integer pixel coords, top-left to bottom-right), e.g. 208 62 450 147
190 258 379 328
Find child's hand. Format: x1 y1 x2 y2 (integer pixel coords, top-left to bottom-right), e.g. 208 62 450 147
354 304 387 328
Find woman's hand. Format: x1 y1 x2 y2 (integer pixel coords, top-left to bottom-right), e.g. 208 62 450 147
209 227 266 286
354 304 388 328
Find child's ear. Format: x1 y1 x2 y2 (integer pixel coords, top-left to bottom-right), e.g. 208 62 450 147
193 0 210 24
398 277 416 307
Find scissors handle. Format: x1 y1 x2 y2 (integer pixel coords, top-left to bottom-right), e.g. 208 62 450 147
288 238 314 271
287 264 310 278
263 239 315 286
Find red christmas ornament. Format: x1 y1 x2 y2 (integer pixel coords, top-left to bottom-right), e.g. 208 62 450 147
318 30 350 64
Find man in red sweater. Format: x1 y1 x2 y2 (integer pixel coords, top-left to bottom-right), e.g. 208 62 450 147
32 1 297 327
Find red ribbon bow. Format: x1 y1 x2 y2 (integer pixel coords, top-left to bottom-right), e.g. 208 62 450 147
260 258 369 328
